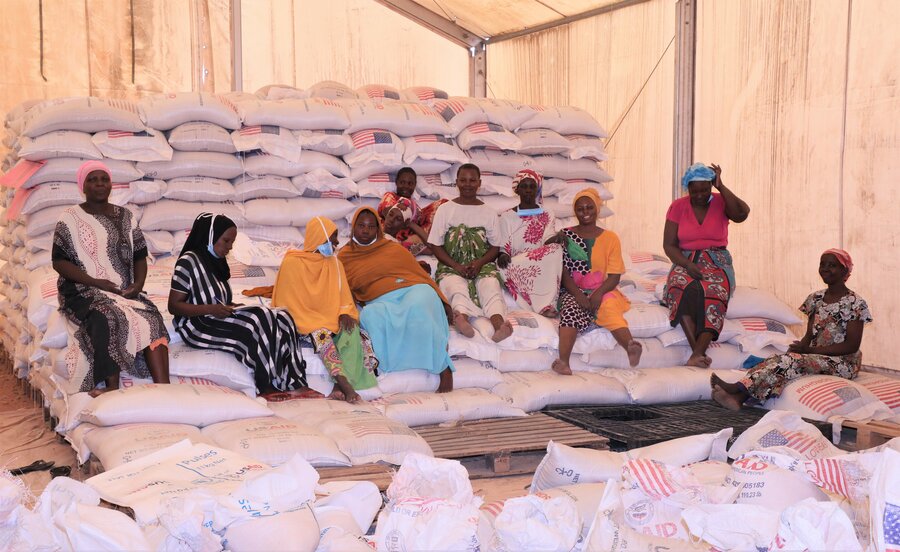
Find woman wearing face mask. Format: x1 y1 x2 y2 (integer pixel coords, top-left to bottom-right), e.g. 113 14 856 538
339 207 455 393
272 217 378 403
168 213 308 395
496 168 564 317
663 163 750 368
52 160 170 396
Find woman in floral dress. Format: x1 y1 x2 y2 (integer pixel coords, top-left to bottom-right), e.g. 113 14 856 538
496 169 564 317
711 249 872 410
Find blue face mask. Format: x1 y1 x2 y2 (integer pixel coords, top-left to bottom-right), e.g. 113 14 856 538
207 244 220 259
317 241 335 256
517 207 544 217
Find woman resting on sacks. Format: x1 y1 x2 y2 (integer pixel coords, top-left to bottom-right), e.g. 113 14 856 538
167 213 309 396
553 188 642 375
52 160 169 396
377 166 447 259
711 249 872 411
496 168 564 318
662 163 750 368
427 163 513 342
339 207 456 392
272 217 379 403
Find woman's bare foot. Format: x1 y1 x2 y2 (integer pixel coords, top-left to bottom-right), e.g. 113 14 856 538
491 320 513 342
686 354 712 368
437 368 453 393
453 312 475 338
626 340 643 367
328 389 345 401
710 374 744 395
551 359 573 376
712 385 744 411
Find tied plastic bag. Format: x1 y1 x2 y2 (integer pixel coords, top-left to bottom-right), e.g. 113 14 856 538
681 503 781 551
142 497 222 552
492 495 580 552
375 454 482 552
769 498 861 552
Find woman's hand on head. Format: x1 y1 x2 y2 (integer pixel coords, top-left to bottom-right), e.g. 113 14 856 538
710 164 722 189
339 314 358 332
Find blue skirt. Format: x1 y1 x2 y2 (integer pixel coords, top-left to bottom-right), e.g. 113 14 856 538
360 284 454 374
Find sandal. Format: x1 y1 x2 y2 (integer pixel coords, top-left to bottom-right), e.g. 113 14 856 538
9 460 55 476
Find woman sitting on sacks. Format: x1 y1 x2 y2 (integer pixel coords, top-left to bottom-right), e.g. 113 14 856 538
663 163 750 368
711 249 872 410
167 213 309 396
272 217 379 403
378 166 447 257
553 188 642 375
339 207 455 393
496 168 564 317
52 160 169 396
427 163 513 342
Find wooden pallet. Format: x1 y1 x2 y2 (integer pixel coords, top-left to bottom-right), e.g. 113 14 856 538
843 419 900 449
416 413 608 476
317 463 396 490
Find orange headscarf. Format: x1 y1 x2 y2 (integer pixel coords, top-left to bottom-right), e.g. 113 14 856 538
572 187 604 212
271 216 358 333
338 206 448 305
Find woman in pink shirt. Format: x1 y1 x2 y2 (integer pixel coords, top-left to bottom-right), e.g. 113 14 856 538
663 163 750 367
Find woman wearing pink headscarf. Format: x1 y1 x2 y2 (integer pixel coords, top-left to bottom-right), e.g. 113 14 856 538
711 249 872 410
52 161 170 395
496 169 564 317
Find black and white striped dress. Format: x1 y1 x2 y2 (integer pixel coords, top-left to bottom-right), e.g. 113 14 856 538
171 251 307 393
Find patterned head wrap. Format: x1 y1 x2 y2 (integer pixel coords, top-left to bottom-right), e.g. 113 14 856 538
77 160 112 194
512 169 544 204
681 162 716 190
377 193 419 223
822 248 853 281
572 187 604 212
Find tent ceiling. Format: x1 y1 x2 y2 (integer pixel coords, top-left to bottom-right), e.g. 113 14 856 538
376 0 638 45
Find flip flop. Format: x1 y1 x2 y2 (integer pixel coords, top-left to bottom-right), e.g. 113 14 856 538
50 466 72 479
9 460 55 476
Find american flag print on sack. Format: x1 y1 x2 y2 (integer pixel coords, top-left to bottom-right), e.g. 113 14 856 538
465 122 505 134
351 130 393 149
797 380 861 414
108 130 153 138
362 86 400 100
738 318 786 333
239 125 280 136
434 99 468 122
624 459 677 499
757 429 820 454
884 503 900 552
859 378 900 409
408 87 448 101
414 134 453 145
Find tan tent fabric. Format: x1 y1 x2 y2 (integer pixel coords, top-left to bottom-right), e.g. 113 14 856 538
694 0 899 370
487 0 675 259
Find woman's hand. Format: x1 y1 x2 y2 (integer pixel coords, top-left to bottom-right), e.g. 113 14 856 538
575 292 593 312
589 290 604 312
788 340 810 354
93 279 121 295
545 231 565 246
121 285 142 299
339 314 358 332
685 262 704 280
496 252 511 269
461 262 480 279
710 163 722 190
207 304 234 319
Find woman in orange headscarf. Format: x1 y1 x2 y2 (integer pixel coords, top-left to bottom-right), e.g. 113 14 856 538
339 207 455 393
554 188 642 375
272 216 378 402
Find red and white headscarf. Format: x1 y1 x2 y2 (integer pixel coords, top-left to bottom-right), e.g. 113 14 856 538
76 160 111 194
822 248 853 281
512 168 544 204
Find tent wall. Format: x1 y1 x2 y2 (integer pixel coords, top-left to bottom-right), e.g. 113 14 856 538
694 0 899 370
239 0 469 94
486 0 676 260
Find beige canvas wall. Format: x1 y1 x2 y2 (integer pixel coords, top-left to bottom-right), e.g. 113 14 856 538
239 0 468 95
694 0 899 369
486 0 676 259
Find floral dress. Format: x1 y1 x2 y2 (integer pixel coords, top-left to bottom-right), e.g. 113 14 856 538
740 290 872 402
498 209 563 314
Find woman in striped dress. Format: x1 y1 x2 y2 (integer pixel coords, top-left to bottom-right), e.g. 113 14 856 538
167 213 308 395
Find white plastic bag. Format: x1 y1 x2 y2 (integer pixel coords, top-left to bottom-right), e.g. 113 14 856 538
492 494 580 552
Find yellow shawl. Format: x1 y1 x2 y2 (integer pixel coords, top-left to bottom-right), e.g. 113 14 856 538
271 216 358 334
338 207 449 306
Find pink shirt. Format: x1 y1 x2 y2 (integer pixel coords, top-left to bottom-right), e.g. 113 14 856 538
665 193 729 250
